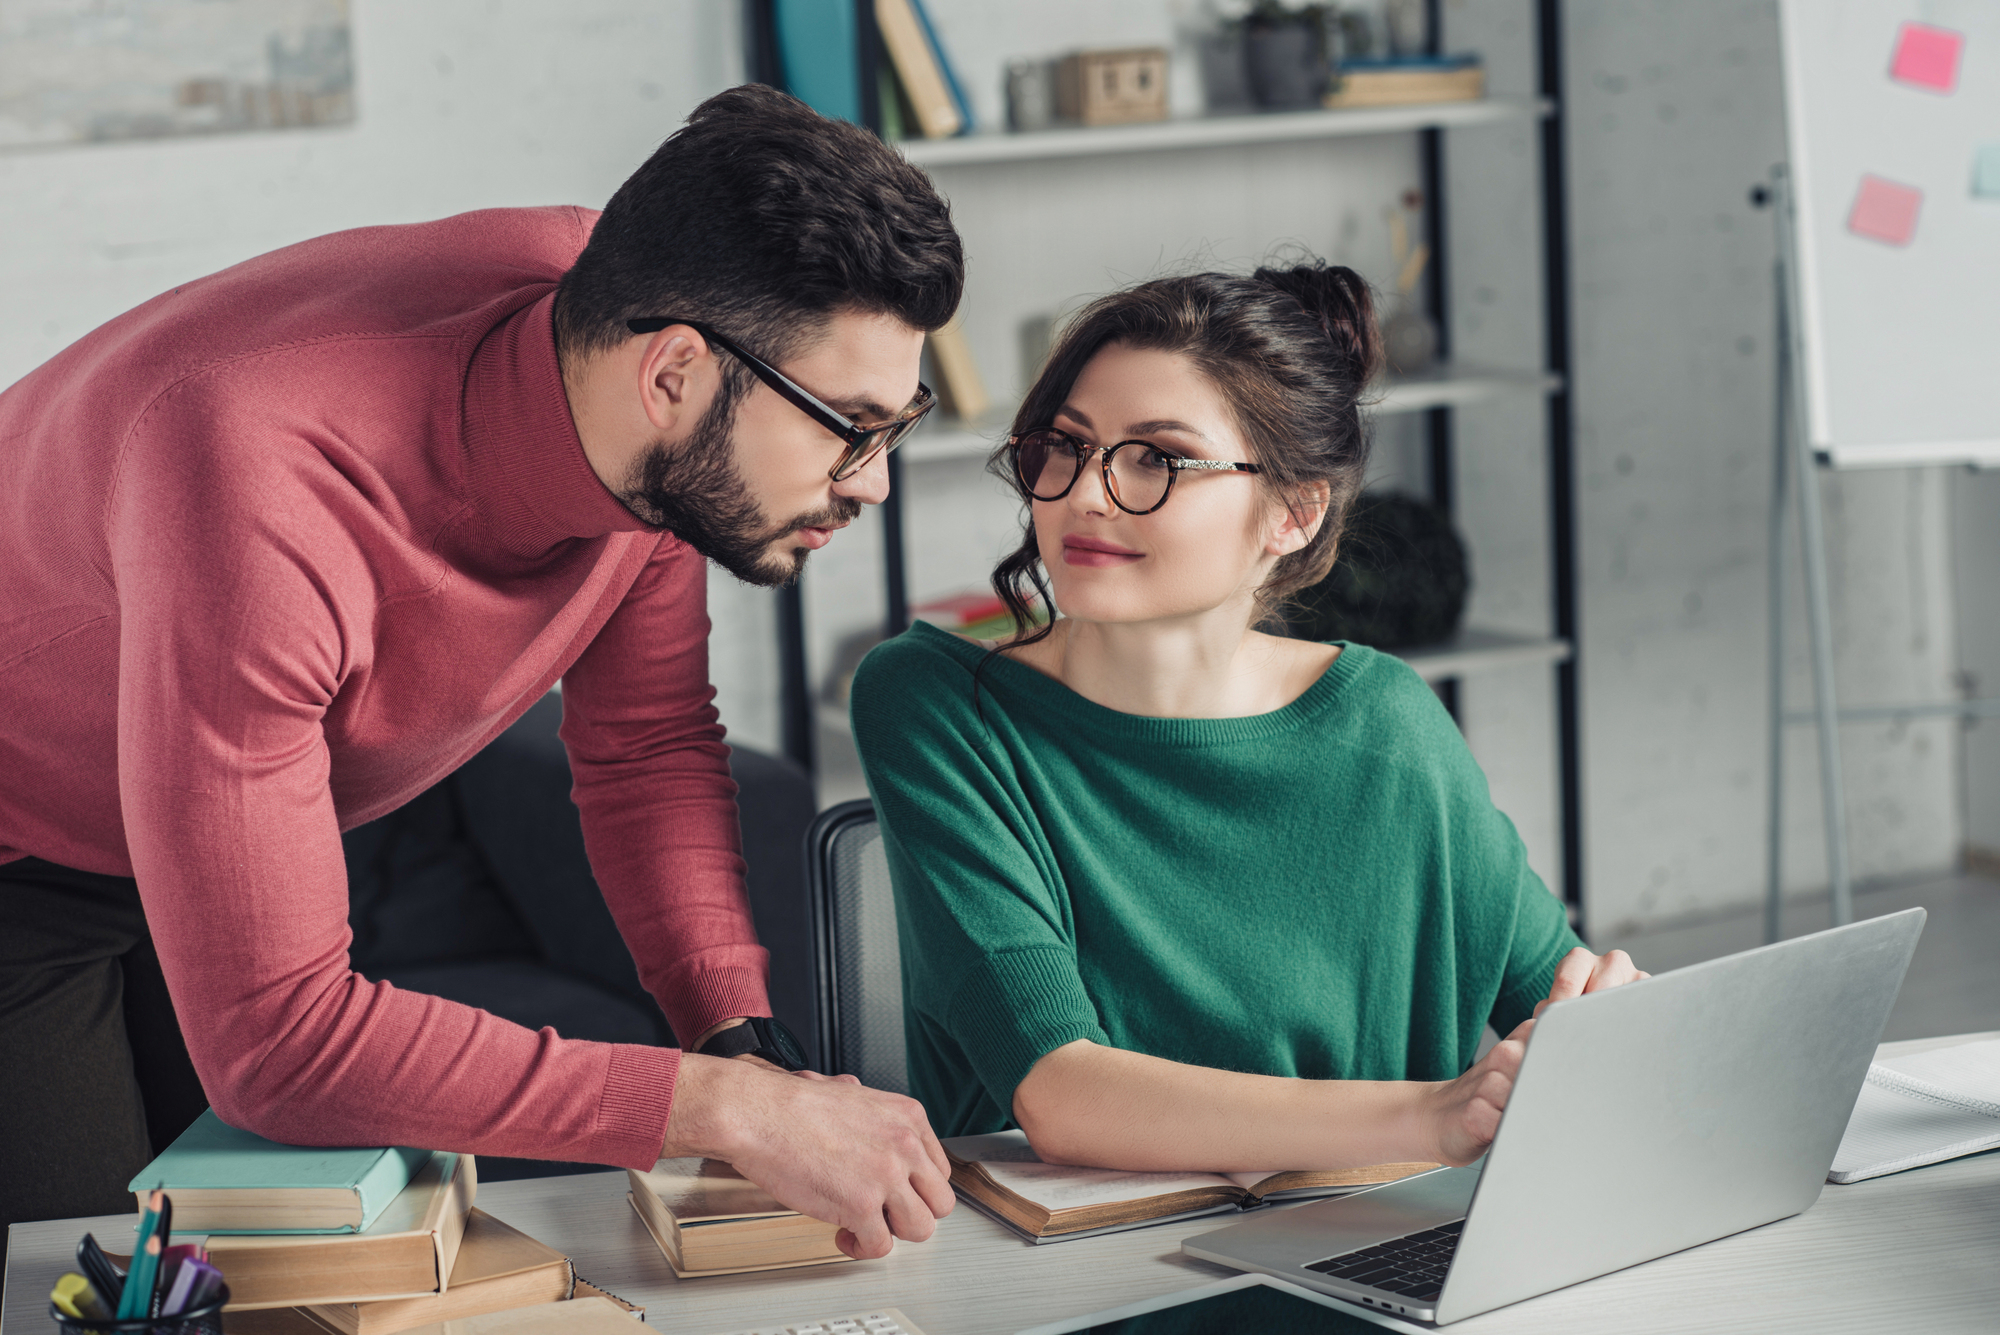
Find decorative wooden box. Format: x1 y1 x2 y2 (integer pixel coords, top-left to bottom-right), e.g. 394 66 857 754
1055 47 1169 126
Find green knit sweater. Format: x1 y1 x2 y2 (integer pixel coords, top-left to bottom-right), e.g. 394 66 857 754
850 622 1582 1137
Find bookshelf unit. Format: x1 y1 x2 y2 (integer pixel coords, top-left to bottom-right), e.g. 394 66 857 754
777 1 1583 918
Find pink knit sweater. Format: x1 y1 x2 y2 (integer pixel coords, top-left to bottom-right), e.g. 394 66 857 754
0 207 771 1168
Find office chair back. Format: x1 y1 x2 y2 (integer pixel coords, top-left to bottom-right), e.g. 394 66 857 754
805 799 908 1094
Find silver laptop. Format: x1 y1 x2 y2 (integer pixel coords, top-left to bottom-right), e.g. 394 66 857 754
1183 908 1925 1325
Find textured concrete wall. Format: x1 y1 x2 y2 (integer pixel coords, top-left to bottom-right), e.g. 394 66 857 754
1563 0 1962 937
1952 469 2000 858
0 1 789 753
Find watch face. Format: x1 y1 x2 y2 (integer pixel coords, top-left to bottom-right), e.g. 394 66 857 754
762 1018 809 1071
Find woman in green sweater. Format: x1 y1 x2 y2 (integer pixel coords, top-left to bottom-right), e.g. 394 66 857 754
850 262 1644 1175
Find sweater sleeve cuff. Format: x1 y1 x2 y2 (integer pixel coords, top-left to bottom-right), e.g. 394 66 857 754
658 950 773 1048
1490 933 1578 1037
592 1044 678 1170
946 946 1108 1115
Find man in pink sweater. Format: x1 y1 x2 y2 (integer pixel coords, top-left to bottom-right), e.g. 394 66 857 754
0 85 961 1255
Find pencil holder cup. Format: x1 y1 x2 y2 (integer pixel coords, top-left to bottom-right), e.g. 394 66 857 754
50 1285 228 1334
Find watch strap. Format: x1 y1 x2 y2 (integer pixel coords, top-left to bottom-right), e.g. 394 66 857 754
698 1021 766 1060
696 1016 807 1070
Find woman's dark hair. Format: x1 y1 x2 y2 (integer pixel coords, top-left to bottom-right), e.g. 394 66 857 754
555 84 963 408
988 262 1382 647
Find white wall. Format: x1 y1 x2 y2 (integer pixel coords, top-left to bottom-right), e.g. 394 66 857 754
0 0 788 756
1563 0 1963 937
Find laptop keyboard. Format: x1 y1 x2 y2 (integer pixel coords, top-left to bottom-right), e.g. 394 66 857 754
1302 1218 1465 1303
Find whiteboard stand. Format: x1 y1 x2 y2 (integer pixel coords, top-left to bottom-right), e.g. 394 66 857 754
1765 165 1856 939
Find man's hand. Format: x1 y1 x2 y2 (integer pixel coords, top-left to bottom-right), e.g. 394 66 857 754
662 1053 953 1260
1535 947 1649 1017
1420 1019 1532 1166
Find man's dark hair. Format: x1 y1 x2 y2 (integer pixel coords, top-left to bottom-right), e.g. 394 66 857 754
556 84 963 382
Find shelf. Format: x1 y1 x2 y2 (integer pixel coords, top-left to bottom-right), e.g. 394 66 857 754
901 409 1010 466
1393 627 1570 682
1373 363 1562 415
899 98 1551 170
898 364 1561 467
814 627 1570 738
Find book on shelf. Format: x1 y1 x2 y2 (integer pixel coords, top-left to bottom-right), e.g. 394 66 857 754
1829 1038 2000 1184
128 1109 433 1235
198 1152 475 1310
911 590 1010 638
925 315 990 421
770 0 861 124
627 1159 849 1278
1324 56 1485 109
907 0 973 132
299 1209 573 1335
875 0 962 138
945 1130 1439 1244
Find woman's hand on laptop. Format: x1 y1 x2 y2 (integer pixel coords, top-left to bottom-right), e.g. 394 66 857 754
1424 1019 1534 1165
1534 947 1649 1017
1422 951 1649 1165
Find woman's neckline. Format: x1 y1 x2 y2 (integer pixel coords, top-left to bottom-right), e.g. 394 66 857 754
916 621 1366 745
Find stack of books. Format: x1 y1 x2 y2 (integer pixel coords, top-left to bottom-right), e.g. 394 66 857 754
127 1110 638 1330
911 591 1017 643
1324 56 1485 108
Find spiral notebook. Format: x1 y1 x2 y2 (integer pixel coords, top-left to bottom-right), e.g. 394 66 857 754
1828 1038 2000 1184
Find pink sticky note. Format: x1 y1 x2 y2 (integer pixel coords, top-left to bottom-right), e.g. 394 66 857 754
1847 174 1923 246
1889 21 1962 92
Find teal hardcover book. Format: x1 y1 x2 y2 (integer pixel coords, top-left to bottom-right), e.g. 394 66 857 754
773 0 860 124
128 1109 433 1234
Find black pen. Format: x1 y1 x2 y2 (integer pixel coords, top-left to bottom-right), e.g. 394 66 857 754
76 1233 125 1309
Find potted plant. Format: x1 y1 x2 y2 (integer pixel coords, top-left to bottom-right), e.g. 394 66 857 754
1241 1 1333 110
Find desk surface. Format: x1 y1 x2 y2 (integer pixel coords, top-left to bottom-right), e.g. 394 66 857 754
9 1032 1998 1335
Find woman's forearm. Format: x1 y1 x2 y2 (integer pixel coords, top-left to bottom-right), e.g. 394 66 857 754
1011 1039 1443 1173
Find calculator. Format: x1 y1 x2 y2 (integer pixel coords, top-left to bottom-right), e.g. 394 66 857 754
709 1308 926 1335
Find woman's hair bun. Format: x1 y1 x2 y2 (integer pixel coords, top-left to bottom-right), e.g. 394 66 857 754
1253 260 1383 384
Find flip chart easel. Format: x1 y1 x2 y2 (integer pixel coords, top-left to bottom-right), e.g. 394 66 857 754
1766 1 2000 939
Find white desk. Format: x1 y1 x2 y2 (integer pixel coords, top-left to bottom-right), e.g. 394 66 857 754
8 1033 1998 1335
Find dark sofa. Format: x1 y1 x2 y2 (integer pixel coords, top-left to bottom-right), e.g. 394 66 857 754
341 691 820 1179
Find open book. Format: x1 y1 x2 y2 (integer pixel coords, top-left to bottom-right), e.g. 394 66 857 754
1829 1038 2000 1184
944 1130 1439 1243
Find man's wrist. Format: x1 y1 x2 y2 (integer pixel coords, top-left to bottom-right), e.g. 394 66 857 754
663 1051 755 1162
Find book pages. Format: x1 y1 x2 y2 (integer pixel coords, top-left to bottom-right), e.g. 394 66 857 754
945 1130 1232 1210
631 1158 793 1223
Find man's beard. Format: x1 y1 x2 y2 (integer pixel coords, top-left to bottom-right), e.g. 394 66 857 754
616 394 861 587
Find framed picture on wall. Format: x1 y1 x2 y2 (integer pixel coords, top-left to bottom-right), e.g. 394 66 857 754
0 0 354 150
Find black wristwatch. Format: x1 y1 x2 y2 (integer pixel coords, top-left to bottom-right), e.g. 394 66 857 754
697 1016 809 1071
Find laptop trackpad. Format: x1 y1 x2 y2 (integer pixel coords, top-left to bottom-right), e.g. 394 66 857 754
1184 1166 1480 1274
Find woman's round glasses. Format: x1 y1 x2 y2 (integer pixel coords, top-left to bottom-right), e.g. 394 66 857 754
1009 428 1263 516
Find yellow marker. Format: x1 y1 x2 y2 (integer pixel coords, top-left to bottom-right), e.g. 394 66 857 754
51 1271 112 1320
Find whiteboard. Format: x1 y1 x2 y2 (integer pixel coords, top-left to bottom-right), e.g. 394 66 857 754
1779 0 2000 468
